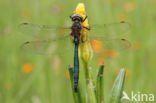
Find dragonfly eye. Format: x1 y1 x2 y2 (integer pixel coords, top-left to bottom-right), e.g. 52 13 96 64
71 14 83 22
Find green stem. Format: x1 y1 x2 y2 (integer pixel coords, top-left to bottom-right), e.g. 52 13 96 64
84 63 89 85
84 63 97 103
96 64 104 103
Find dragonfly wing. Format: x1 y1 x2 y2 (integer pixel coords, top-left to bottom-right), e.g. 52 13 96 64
18 22 71 39
90 37 131 52
89 21 130 38
21 35 74 55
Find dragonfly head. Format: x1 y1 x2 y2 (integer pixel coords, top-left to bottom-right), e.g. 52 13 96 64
70 14 83 23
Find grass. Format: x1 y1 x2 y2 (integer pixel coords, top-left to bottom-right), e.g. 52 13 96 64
0 0 156 103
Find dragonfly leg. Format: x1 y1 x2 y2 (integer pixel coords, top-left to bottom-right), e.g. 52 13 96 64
82 15 88 22
82 25 90 30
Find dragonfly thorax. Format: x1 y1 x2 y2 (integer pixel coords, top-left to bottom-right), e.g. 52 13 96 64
71 22 82 43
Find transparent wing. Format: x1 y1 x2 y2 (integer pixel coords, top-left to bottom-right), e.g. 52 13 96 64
18 22 71 39
20 35 74 55
89 21 130 38
90 37 131 53
89 37 131 64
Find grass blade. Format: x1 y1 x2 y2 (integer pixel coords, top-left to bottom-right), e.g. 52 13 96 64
109 69 126 103
96 64 104 103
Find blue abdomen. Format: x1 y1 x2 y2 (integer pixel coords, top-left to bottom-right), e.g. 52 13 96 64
74 37 79 92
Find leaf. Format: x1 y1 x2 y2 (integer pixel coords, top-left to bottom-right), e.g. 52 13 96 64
96 64 104 103
109 69 126 103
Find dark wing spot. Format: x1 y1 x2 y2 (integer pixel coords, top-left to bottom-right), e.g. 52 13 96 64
23 22 28 25
120 21 125 23
25 41 30 44
121 38 126 41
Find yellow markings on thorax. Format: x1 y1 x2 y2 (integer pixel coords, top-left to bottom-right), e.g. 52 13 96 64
73 3 93 63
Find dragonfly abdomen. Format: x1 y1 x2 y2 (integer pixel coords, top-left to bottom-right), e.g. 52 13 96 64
74 37 79 92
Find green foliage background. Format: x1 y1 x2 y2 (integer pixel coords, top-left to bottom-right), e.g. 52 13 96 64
0 0 155 103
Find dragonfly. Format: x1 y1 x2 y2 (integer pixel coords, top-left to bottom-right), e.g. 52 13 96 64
19 14 131 92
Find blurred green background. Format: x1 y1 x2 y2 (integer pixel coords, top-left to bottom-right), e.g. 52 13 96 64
0 0 156 103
